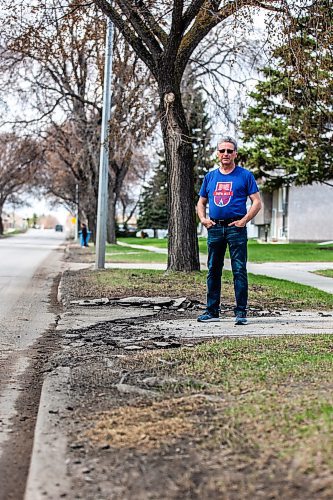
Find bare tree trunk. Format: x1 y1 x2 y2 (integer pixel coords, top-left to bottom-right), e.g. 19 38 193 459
87 213 96 244
107 187 117 244
0 208 4 235
159 85 200 271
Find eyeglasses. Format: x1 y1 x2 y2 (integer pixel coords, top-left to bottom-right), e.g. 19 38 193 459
218 148 235 154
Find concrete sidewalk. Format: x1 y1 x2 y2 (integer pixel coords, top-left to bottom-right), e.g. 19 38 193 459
246 261 333 294
114 241 333 294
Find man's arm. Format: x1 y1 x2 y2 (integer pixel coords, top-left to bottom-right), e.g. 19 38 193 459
228 192 262 227
197 196 216 229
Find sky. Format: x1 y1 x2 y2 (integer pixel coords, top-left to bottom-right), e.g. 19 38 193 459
12 197 71 225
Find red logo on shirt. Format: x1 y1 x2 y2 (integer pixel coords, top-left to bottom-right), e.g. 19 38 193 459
213 182 233 207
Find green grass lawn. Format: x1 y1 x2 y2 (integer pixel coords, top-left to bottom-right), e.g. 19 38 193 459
0 229 26 238
312 269 333 278
123 335 333 482
118 238 333 262
105 244 166 263
67 268 333 310
247 241 333 262
118 237 168 248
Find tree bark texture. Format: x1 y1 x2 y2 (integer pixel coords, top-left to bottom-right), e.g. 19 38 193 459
107 187 117 244
159 86 200 271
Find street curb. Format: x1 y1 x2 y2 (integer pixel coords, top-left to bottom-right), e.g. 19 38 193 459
57 271 64 306
24 367 71 500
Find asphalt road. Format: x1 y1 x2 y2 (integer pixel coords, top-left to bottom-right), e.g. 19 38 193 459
0 229 65 499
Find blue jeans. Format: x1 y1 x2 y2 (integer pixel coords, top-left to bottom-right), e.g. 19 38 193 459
206 225 248 317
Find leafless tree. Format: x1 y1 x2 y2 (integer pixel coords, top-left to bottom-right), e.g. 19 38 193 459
90 0 297 271
0 0 158 241
0 132 40 234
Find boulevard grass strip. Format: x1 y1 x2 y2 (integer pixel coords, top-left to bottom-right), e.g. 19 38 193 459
122 336 333 466
0 229 26 238
85 335 333 492
312 269 333 278
117 237 168 248
118 238 333 262
203 240 333 262
105 243 167 263
85 269 333 310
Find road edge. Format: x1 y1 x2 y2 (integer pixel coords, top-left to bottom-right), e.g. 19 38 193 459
24 367 71 500
25 270 70 500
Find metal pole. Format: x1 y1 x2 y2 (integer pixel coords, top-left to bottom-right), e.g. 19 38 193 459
95 17 114 269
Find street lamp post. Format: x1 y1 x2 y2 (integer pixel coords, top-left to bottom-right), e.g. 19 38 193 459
95 17 114 269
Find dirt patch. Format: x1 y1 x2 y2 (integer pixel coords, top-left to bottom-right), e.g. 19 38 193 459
84 397 199 450
64 243 95 263
59 332 333 500
66 382 332 499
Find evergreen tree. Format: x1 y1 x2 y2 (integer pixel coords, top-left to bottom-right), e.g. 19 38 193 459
239 0 333 189
138 77 213 231
182 72 213 195
137 155 168 234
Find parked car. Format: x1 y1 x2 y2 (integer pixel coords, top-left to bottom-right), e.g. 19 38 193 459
116 224 137 237
55 224 63 232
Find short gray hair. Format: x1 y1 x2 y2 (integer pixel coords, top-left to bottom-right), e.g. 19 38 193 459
217 136 238 151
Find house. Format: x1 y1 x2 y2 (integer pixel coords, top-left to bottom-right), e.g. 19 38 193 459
253 182 333 242
2 211 27 232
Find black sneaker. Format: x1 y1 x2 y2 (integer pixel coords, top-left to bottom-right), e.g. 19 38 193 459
197 312 220 322
235 316 248 325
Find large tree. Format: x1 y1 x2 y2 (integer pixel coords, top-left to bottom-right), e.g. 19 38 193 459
239 0 333 188
0 133 40 234
91 0 299 271
138 73 213 232
0 0 158 241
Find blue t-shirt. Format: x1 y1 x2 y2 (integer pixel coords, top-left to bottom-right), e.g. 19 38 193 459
199 166 259 219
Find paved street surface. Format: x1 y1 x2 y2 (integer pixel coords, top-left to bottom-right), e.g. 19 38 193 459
0 229 65 500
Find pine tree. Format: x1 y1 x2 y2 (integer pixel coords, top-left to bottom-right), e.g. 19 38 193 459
182 72 213 195
137 154 168 234
239 1 333 189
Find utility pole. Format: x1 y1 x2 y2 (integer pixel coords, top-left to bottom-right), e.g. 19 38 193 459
95 17 114 269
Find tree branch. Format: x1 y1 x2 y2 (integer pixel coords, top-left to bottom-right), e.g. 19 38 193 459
137 3 168 47
183 0 205 31
117 0 163 57
164 0 185 62
177 0 241 78
93 0 157 75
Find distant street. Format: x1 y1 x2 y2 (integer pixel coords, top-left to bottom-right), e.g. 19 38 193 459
0 229 65 319
0 229 65 500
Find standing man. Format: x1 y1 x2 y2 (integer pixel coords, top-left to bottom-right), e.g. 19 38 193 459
197 136 262 325
81 223 89 247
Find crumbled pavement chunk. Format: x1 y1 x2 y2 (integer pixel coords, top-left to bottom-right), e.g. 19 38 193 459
70 298 110 306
